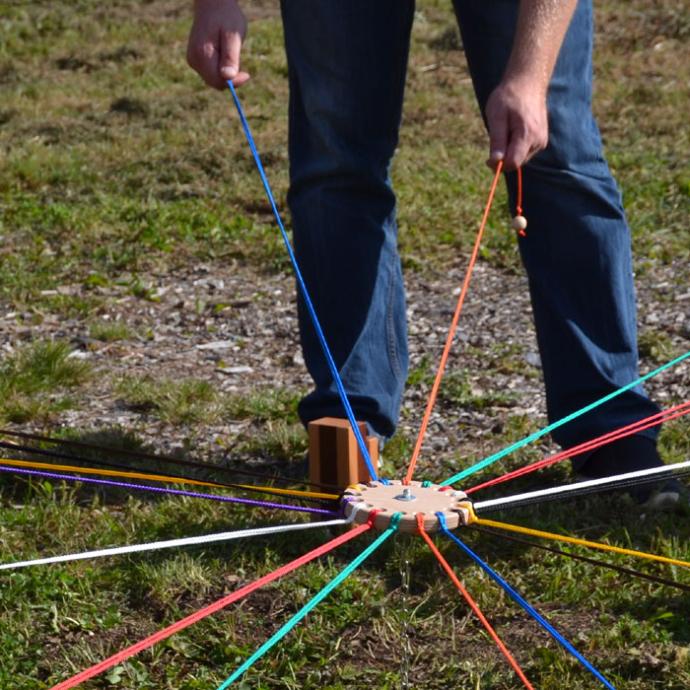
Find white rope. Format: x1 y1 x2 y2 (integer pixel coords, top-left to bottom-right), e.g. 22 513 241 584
0 512 355 571
473 460 690 513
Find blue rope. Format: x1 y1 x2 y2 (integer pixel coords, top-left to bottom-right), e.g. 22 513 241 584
441 349 690 486
216 514 401 688
226 81 380 483
437 513 617 690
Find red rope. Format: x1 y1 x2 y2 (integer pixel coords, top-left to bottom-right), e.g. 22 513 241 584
465 400 690 495
416 515 534 690
50 518 375 690
404 162 504 484
514 167 526 237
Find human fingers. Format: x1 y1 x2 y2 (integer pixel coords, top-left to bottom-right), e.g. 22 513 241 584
187 26 226 90
220 27 250 87
503 120 533 173
187 1 249 91
485 96 508 170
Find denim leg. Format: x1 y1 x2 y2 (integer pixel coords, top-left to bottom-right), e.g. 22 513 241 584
453 0 660 450
281 1 413 439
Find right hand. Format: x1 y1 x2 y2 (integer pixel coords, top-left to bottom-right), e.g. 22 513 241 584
187 0 250 89
484 78 549 172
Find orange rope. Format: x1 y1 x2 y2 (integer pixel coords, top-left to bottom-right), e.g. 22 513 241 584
404 162 503 484
416 515 534 690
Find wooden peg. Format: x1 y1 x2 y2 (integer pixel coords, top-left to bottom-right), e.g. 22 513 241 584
308 417 379 489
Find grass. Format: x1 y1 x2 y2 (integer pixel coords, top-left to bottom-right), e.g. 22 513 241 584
0 340 91 423
638 328 680 365
116 376 222 426
88 320 135 343
114 377 302 426
1 0 689 688
439 369 517 411
1 0 688 310
1 483 688 689
114 375 308 459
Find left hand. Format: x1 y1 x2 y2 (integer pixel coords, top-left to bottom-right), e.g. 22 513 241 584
485 79 549 172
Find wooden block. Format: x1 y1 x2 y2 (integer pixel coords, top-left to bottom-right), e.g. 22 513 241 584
308 417 379 489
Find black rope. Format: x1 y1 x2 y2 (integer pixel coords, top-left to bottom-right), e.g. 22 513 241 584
470 525 690 594
0 440 339 506
0 428 340 491
474 465 690 514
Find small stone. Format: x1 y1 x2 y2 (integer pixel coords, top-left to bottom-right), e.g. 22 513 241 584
524 351 542 368
216 365 253 375
196 340 236 351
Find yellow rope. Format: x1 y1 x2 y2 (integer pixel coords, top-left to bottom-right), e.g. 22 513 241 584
475 517 690 569
0 458 339 501
235 484 338 501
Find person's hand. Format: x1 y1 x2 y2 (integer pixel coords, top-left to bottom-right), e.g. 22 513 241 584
485 79 548 171
187 0 250 90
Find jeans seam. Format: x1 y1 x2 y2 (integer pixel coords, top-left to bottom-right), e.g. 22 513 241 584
385 264 403 383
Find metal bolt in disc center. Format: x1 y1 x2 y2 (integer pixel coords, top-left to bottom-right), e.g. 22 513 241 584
343 480 472 534
395 487 417 502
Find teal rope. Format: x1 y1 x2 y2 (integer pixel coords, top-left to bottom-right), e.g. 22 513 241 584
441 349 690 486
216 514 401 688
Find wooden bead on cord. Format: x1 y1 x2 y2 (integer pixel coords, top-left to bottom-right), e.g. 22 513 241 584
511 214 527 232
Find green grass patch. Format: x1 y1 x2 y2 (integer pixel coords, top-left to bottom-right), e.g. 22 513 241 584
439 369 516 410
638 327 681 365
115 376 221 426
224 388 302 424
233 420 308 461
1 0 687 318
115 376 302 429
0 340 91 423
88 319 134 342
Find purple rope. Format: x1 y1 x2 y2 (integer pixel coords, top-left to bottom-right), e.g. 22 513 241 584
0 465 339 517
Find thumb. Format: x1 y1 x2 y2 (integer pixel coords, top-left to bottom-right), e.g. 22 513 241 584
220 29 242 81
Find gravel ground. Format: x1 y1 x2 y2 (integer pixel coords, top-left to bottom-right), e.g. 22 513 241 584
2 253 688 479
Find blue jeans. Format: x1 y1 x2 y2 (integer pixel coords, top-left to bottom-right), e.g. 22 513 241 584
281 0 660 451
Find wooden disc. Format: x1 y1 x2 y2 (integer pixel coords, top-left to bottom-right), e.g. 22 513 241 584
343 480 472 534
